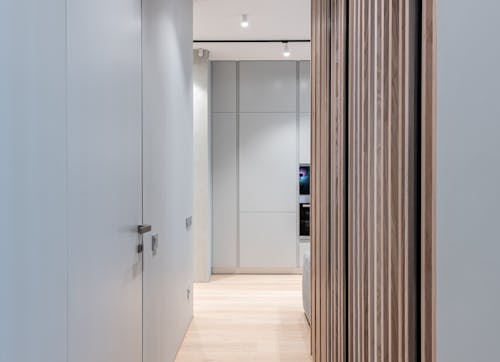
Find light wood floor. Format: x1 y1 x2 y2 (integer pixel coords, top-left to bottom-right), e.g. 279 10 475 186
175 274 312 362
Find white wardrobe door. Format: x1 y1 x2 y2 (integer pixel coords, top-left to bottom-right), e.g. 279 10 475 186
239 113 297 268
299 113 311 164
299 61 311 113
239 61 297 113
211 61 237 113
212 113 238 268
239 113 297 213
299 242 311 268
240 213 297 268
66 1 143 361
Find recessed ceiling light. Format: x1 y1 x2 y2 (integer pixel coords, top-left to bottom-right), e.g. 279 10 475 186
241 14 249 28
283 42 291 57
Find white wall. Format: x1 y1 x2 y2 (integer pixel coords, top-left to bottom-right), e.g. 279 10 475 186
193 49 212 283
142 0 194 361
437 1 500 361
0 2 67 361
0 1 193 361
66 0 143 361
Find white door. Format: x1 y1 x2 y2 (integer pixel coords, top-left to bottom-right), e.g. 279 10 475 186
66 0 143 361
142 1 194 361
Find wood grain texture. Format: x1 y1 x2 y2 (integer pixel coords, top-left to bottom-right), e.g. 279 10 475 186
311 0 435 361
347 1 418 360
311 0 346 362
175 275 312 362
421 0 437 361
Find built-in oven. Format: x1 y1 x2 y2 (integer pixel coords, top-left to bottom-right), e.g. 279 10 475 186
300 203 310 237
299 165 311 238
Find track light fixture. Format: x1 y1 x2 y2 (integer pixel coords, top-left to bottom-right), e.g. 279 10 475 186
241 14 249 28
283 42 291 57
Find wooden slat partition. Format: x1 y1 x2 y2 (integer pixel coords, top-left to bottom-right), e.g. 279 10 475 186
311 0 346 361
310 1 436 361
347 0 418 361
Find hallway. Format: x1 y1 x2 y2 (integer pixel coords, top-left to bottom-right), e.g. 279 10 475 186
175 275 312 362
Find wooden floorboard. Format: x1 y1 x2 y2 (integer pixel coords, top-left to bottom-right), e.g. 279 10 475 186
175 275 312 362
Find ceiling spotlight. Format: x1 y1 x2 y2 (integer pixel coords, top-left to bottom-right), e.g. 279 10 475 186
283 42 291 57
241 14 249 28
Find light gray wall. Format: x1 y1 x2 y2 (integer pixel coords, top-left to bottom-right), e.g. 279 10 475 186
0 1 193 361
66 1 143 361
437 1 500 361
142 0 193 361
0 1 67 361
193 49 212 283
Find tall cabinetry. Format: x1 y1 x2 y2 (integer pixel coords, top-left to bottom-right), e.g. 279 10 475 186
212 60 310 273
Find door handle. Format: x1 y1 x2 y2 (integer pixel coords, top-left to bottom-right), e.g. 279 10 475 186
138 224 152 235
137 225 151 254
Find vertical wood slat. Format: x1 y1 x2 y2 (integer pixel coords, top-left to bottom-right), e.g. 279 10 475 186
311 0 319 359
345 1 418 362
421 0 437 361
311 1 435 361
330 0 347 361
311 1 347 362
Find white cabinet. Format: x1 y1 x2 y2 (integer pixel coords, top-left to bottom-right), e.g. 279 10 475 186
299 242 311 268
212 113 238 268
212 62 237 113
240 213 297 268
211 61 310 272
299 62 311 165
299 61 311 113
239 61 297 113
239 112 298 268
299 113 311 165
239 113 297 213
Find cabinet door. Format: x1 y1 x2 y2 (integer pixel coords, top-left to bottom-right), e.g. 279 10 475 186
239 113 297 213
299 61 311 113
239 61 297 113
212 62 237 113
212 113 238 268
239 113 298 268
299 113 311 164
240 213 297 268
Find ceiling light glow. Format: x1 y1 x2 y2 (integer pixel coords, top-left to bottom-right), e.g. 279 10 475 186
241 14 249 28
283 42 291 57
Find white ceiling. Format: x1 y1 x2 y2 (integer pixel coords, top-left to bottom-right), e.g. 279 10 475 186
193 0 311 60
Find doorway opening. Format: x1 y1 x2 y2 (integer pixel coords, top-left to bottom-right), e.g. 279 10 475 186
183 0 313 361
